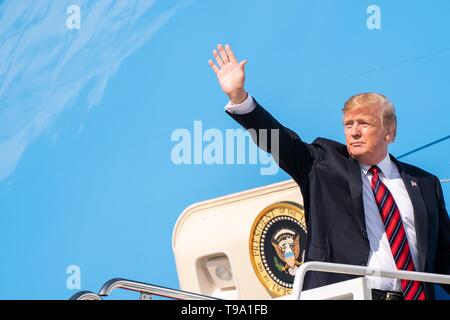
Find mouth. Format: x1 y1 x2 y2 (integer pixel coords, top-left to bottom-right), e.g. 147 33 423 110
351 142 365 147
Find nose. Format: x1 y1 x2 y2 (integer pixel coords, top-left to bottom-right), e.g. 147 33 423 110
350 124 361 138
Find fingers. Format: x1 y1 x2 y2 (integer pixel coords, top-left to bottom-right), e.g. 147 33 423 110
217 44 230 64
225 44 237 64
208 59 219 75
210 43 242 74
213 49 224 68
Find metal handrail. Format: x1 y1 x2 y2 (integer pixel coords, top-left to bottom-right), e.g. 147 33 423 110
98 278 218 300
292 261 450 300
69 290 103 300
71 263 450 300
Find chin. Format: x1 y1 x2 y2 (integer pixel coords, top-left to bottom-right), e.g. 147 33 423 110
349 147 365 156
348 149 369 161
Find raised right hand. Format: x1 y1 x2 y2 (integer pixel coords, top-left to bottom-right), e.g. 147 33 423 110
209 44 248 104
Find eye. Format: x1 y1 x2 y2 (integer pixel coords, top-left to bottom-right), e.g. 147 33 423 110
358 120 370 127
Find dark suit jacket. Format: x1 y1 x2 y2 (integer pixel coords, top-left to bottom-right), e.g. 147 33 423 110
227 99 450 299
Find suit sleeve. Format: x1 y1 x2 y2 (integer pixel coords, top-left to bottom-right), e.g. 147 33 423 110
226 98 323 181
434 177 450 294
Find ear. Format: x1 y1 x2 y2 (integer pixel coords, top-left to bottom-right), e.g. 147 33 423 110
386 128 395 143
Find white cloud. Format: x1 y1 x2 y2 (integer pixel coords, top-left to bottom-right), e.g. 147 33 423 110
0 0 180 182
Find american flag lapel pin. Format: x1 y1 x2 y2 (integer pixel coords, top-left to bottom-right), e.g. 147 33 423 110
411 180 418 188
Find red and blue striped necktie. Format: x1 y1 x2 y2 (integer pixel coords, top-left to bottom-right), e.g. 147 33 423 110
369 165 426 300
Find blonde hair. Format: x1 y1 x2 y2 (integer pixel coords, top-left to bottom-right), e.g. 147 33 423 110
342 93 397 139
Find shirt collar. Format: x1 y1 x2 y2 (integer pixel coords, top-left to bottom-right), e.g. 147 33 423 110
359 153 393 178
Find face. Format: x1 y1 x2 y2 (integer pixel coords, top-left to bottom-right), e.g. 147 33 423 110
343 105 393 165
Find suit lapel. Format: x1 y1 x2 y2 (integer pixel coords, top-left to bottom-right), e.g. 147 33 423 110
346 157 366 232
391 156 428 272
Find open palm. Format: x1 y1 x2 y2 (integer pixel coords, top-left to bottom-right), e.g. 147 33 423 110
209 44 247 103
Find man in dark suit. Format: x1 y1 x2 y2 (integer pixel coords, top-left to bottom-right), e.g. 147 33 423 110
208 44 450 300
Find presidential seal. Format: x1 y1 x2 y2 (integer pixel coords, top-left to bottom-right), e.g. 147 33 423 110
249 202 307 297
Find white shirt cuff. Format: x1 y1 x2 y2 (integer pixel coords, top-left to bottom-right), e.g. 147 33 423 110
224 93 256 114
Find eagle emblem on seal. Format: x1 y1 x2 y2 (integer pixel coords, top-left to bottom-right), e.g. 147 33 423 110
271 229 303 276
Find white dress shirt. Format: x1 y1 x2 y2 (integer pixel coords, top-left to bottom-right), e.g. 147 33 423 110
360 155 419 291
225 94 420 292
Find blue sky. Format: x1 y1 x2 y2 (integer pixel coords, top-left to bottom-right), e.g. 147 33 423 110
0 0 449 299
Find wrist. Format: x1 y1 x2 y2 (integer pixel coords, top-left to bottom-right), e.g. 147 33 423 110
229 90 248 105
